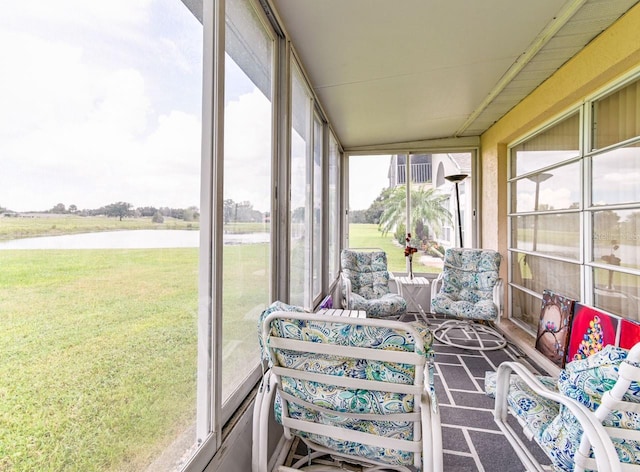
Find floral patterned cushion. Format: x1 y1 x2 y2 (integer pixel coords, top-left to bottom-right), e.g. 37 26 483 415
265 316 434 468
341 250 392 299
485 371 559 441
538 345 640 471
341 249 407 318
347 292 407 319
257 301 307 362
431 248 501 321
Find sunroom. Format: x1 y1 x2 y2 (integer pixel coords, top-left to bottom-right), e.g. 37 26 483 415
2 0 640 471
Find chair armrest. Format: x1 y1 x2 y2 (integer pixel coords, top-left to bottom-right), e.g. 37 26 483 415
493 279 504 322
494 361 623 472
429 272 444 313
340 272 352 309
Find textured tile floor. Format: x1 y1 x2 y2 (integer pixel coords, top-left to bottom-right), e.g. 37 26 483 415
426 313 552 471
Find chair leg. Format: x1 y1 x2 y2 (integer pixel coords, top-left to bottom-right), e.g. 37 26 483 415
432 319 507 351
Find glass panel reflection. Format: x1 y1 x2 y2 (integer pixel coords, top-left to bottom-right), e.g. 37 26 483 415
511 162 580 213
510 287 542 332
510 214 580 259
592 146 640 206
593 78 640 150
592 209 640 270
328 134 339 282
289 64 311 307
312 116 323 299
510 254 580 299
593 268 640 320
223 0 273 405
410 153 449 274
511 112 579 177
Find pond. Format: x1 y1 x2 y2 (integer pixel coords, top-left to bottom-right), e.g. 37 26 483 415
0 230 270 249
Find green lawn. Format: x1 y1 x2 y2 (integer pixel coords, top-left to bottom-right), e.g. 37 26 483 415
348 223 442 274
0 221 428 471
0 249 199 472
0 230 270 472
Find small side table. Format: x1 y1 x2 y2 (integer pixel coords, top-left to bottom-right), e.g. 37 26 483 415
317 308 367 318
395 276 430 321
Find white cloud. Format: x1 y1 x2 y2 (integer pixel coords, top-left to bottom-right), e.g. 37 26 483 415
349 156 391 210
0 1 203 212
223 89 273 213
1 0 152 30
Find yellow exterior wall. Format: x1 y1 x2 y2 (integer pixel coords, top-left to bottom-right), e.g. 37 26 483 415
480 2 640 264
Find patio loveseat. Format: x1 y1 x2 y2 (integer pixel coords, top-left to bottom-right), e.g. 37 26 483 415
485 343 640 472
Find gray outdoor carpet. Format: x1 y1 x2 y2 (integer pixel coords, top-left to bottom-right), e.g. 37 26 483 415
425 313 552 471
283 313 553 471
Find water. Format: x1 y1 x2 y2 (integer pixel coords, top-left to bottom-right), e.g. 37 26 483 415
0 230 269 250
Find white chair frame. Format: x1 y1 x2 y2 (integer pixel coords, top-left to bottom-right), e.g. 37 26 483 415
252 311 442 472
493 342 640 472
430 273 507 351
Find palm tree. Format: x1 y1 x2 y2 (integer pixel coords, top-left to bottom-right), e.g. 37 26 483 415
378 185 451 242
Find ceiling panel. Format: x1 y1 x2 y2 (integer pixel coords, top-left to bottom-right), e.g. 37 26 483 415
269 0 639 149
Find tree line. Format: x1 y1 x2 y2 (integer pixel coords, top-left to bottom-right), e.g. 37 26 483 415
0 202 200 223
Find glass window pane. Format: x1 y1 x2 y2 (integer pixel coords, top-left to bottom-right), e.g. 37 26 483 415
348 155 405 272
511 162 581 213
410 154 447 274
593 268 640 319
223 0 272 404
511 287 543 332
289 64 312 307
328 134 340 282
592 145 640 206
0 1 202 469
510 214 580 259
510 254 580 300
593 78 640 150
511 112 579 177
409 154 448 273
312 116 323 299
593 209 640 270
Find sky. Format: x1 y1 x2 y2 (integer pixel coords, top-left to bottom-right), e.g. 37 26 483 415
0 0 389 216
0 0 204 212
349 155 391 211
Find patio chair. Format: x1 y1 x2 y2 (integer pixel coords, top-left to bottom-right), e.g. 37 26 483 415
488 342 640 472
340 248 407 319
430 248 506 350
252 311 442 472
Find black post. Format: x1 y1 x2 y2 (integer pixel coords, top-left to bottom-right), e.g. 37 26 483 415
445 173 468 248
454 182 463 248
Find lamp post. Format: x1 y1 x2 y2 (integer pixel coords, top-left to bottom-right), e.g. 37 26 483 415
445 173 468 248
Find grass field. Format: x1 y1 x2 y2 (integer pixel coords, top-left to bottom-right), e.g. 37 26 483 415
0 241 267 471
348 223 442 274
0 248 199 471
0 220 425 471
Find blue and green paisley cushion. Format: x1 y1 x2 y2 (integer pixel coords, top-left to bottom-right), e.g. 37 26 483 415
484 370 560 441
431 248 501 321
266 316 434 467
538 345 640 471
341 249 407 318
257 301 307 362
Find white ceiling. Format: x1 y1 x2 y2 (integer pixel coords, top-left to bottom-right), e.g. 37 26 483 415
269 0 639 150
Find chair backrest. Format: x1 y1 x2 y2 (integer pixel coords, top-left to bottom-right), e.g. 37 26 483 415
260 311 434 470
439 248 501 304
341 248 392 300
569 343 640 471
